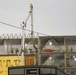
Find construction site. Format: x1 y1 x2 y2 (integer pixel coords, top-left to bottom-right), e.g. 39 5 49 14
0 2 76 75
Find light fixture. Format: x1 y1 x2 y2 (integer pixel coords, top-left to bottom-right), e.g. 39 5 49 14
49 42 52 45
74 58 76 61
25 43 28 46
49 57 52 59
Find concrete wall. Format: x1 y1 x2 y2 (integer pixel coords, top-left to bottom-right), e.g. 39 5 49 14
0 45 21 54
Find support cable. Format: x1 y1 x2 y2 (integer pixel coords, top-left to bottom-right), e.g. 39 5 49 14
0 22 49 36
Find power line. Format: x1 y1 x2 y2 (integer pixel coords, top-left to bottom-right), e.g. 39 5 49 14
0 22 50 36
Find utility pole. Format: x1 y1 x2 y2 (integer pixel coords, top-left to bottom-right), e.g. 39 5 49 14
21 4 33 65
30 4 34 39
30 4 35 53
21 22 26 66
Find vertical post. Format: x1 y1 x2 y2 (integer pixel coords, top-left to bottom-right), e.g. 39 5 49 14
4 40 8 54
21 25 25 65
30 4 33 39
20 4 33 66
38 33 41 65
64 37 67 73
30 4 35 52
38 33 41 52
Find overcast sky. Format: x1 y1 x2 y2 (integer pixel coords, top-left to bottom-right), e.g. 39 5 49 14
0 0 76 36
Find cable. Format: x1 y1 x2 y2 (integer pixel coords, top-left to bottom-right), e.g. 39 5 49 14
0 22 50 36
0 22 21 29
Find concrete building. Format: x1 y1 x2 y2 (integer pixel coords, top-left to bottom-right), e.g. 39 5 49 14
0 34 76 75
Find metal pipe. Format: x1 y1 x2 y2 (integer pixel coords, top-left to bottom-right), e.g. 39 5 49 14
21 26 25 65
21 4 33 65
30 4 33 39
64 37 67 73
4 40 8 54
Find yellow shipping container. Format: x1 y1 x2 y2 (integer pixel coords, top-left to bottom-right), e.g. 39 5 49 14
0 55 21 75
0 55 35 75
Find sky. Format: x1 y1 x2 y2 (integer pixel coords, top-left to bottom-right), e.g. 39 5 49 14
0 0 76 36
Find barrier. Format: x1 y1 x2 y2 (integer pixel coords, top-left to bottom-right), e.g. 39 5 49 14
8 65 67 75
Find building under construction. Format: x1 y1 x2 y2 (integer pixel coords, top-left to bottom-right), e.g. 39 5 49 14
0 4 76 75
0 34 76 75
